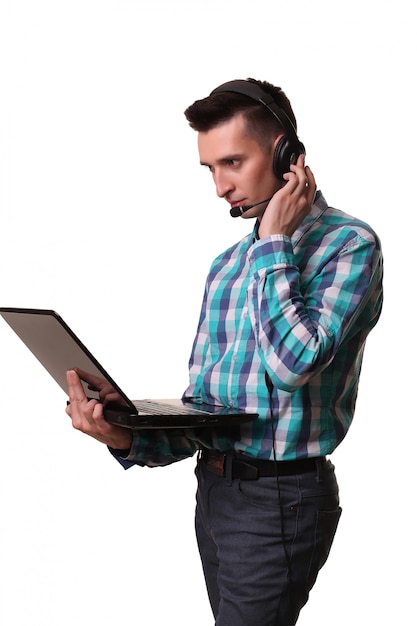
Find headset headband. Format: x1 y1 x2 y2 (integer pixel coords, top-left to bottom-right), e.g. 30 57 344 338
210 79 299 141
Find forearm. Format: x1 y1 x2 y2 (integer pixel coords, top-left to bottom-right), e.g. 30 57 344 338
110 428 199 468
247 234 377 391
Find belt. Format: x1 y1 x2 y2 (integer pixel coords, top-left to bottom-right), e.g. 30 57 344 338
200 448 325 480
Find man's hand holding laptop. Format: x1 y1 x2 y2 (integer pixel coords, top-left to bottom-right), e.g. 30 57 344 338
65 368 133 450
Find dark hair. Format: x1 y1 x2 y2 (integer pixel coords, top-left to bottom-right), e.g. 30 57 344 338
184 78 297 151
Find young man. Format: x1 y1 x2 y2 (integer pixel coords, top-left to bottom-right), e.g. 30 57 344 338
66 78 383 625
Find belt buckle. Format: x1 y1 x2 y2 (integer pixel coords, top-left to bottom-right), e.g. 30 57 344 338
206 451 225 476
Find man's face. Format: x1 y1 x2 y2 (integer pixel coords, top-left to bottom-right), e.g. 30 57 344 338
198 113 282 219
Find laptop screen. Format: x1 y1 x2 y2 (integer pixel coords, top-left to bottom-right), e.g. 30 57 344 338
0 307 135 410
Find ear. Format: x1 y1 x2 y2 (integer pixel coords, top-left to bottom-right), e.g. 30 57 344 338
272 133 284 152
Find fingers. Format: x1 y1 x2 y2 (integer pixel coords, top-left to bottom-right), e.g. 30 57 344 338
305 165 317 204
289 154 309 183
66 369 100 430
284 154 316 200
67 368 88 405
74 367 106 390
260 155 316 238
65 369 133 449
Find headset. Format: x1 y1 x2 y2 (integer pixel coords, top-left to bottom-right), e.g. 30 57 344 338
210 79 305 181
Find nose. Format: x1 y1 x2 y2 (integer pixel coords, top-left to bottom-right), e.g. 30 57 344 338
213 169 234 199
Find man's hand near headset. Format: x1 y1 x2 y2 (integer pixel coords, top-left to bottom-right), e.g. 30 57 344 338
258 154 316 238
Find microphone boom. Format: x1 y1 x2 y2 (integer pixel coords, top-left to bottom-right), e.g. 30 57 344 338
230 197 272 218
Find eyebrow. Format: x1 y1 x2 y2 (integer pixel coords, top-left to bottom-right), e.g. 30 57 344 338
200 154 244 167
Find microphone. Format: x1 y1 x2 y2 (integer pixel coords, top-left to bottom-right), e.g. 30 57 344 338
229 197 272 218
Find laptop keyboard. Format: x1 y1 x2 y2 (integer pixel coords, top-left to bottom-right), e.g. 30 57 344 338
133 400 210 415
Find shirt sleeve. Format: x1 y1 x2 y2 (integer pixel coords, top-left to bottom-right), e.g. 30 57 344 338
109 428 199 469
247 230 382 392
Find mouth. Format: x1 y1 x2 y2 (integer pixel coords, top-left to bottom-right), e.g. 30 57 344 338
229 200 246 209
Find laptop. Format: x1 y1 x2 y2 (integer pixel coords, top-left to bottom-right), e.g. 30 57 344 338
0 307 258 430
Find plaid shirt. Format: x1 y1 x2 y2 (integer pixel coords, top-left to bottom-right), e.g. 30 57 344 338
118 192 383 467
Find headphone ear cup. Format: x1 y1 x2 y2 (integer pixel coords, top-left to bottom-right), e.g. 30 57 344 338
273 136 293 180
273 137 287 180
273 137 306 180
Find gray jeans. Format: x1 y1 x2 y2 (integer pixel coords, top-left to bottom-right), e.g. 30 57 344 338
195 455 342 625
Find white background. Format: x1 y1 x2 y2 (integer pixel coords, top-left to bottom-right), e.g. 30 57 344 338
0 1 414 624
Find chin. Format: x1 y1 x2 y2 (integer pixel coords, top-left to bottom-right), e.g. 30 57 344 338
243 208 263 220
